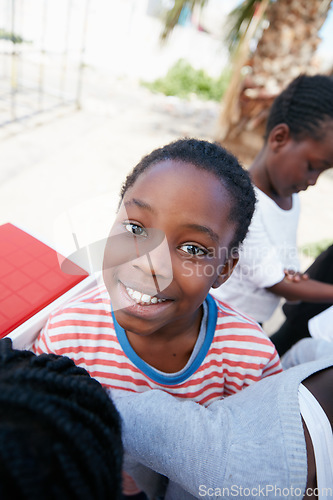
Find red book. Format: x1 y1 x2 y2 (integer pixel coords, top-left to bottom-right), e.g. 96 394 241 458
0 223 93 348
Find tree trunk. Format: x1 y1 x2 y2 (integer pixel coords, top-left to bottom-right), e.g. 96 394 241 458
216 0 332 162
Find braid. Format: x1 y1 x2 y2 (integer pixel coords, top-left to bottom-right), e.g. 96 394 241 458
120 138 256 252
266 74 333 141
0 338 123 500
280 75 302 125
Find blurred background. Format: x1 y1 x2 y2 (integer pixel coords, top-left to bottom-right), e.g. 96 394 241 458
1 0 333 331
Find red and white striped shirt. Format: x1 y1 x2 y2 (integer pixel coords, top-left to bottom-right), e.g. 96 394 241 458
33 284 282 406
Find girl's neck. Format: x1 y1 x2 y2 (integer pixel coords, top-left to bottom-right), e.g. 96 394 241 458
249 152 292 210
249 150 272 195
126 306 203 373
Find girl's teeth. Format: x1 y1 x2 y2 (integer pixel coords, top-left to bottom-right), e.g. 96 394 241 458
125 287 166 305
141 294 151 303
132 291 142 301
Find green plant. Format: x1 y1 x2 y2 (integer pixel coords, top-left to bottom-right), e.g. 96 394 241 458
142 59 231 102
300 239 333 260
0 29 26 44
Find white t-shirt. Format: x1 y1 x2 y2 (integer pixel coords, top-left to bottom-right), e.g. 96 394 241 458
298 384 333 499
212 187 300 323
308 306 333 342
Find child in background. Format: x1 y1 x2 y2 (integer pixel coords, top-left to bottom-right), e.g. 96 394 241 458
212 74 333 329
33 139 282 497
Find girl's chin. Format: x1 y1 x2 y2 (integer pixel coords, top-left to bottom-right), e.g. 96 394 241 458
113 299 173 324
113 309 166 337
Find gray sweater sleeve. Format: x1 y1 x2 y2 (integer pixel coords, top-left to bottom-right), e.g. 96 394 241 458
113 356 333 499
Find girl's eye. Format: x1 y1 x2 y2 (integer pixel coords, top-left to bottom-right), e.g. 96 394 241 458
124 223 147 237
179 244 207 256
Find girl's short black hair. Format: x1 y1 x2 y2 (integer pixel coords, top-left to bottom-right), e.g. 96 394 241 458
265 74 333 141
120 138 256 252
0 338 123 500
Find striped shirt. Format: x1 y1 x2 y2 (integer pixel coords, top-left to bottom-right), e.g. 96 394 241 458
32 284 282 406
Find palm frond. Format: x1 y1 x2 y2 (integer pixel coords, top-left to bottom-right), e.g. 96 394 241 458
224 0 268 55
161 0 209 41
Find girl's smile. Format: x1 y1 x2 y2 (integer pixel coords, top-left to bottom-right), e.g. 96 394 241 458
116 279 174 320
125 285 168 305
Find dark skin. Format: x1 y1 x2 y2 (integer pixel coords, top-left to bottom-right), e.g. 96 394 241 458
302 367 333 498
125 309 203 373
249 123 333 303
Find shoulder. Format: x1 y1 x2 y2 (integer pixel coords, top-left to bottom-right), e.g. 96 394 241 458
207 297 282 384
43 284 113 336
213 296 261 330
242 189 273 242
50 284 110 318
253 187 272 209
211 296 278 349
33 283 115 355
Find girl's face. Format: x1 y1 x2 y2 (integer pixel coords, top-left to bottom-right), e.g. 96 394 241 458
266 124 333 198
103 160 238 338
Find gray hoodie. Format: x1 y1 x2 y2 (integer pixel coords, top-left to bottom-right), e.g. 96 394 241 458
113 348 333 499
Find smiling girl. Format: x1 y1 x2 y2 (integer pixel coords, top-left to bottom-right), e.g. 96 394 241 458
34 137 282 402
33 139 282 496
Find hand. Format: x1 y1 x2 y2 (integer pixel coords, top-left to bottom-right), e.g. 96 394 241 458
284 269 309 283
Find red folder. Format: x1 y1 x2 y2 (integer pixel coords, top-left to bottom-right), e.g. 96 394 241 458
0 223 90 341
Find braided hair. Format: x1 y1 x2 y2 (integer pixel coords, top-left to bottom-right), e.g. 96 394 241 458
265 74 333 141
120 138 256 252
0 338 123 500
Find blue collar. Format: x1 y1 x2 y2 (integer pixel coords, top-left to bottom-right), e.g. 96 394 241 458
111 294 217 385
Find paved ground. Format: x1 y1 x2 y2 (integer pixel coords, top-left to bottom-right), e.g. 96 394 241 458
1 68 332 333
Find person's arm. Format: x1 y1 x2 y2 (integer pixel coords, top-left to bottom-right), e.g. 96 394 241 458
281 338 333 369
113 358 333 499
267 277 333 303
113 390 231 497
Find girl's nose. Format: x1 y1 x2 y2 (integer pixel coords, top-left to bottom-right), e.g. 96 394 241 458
132 236 173 290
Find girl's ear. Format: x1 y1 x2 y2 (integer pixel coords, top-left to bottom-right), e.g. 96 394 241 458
211 256 239 289
268 123 291 152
